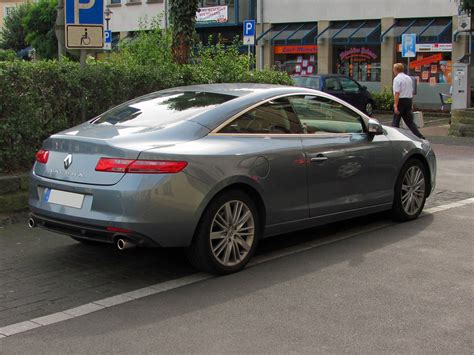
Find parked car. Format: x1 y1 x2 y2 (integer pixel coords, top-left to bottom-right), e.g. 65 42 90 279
293 74 375 116
29 84 435 274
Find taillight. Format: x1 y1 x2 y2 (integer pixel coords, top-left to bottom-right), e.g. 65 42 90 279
95 158 188 174
35 149 49 164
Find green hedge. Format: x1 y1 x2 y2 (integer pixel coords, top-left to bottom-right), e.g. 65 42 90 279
0 60 291 173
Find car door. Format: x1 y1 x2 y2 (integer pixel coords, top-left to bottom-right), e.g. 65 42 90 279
217 97 309 226
339 76 365 111
289 94 377 217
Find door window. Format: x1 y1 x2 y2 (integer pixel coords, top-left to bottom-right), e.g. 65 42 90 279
339 77 361 93
289 95 364 134
324 77 342 91
219 97 303 134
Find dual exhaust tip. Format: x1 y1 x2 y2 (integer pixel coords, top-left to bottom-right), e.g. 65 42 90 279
116 237 135 251
28 217 135 251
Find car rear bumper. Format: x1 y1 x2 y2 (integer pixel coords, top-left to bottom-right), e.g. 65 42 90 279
28 171 205 247
30 212 160 247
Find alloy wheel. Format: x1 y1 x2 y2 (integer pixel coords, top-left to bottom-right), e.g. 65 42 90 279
401 166 425 216
366 102 373 116
210 200 255 267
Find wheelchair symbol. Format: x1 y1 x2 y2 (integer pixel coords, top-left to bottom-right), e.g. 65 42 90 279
80 28 91 46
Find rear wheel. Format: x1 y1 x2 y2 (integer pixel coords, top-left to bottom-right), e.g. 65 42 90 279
391 159 428 221
186 190 260 274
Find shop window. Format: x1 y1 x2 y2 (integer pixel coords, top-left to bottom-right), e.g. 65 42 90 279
397 51 452 85
334 46 381 82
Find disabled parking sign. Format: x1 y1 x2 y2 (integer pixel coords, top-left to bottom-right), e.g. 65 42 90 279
65 0 104 49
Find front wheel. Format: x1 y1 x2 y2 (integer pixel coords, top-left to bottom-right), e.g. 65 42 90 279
391 159 428 221
186 190 260 274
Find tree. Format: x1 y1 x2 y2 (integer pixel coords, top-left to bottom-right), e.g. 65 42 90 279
23 0 58 59
169 0 199 64
0 4 31 52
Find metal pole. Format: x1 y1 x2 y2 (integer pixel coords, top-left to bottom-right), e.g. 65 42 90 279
407 56 410 76
248 44 251 71
80 49 87 122
55 0 66 60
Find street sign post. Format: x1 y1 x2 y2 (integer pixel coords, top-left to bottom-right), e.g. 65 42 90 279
402 33 416 74
65 0 104 50
104 29 112 51
243 20 255 70
243 20 256 45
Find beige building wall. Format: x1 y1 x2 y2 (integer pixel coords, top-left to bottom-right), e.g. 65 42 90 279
380 17 396 91
0 0 32 29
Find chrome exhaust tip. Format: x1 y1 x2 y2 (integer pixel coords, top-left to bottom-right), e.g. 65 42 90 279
116 237 135 251
28 217 36 228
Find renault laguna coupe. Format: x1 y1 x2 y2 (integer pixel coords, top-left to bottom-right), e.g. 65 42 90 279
29 84 436 274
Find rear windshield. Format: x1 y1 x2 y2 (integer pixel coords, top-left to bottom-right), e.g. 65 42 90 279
92 91 235 127
293 76 321 90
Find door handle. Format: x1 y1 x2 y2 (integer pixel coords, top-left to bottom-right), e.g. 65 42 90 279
310 155 328 163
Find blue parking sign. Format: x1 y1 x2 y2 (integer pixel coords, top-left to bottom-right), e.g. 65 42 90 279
402 33 416 58
243 20 256 37
65 0 104 25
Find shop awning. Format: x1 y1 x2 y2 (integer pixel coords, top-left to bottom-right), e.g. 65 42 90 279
315 20 381 44
381 17 452 43
257 23 317 45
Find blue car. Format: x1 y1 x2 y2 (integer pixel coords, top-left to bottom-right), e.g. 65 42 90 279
293 74 375 116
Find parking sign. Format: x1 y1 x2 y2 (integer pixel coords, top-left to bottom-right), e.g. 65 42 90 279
65 0 104 49
243 20 256 46
402 33 416 58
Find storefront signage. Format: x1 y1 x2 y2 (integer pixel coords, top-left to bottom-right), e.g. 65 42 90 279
274 45 318 54
409 54 443 68
339 47 377 61
196 6 228 24
397 43 452 52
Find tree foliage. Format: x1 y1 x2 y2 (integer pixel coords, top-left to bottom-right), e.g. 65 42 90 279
0 4 31 52
169 0 199 64
22 0 58 59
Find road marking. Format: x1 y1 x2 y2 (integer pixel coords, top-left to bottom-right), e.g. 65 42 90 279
1 198 473 338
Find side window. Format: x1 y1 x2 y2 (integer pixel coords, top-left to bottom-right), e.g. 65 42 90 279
289 95 365 134
219 98 303 134
340 77 361 93
324 77 342 91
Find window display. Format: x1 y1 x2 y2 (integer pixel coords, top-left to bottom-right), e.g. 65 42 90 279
397 51 452 85
334 46 381 82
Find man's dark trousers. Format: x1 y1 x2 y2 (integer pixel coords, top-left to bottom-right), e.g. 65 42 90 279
392 98 425 139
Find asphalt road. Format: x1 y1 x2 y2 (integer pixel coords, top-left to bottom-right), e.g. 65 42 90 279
0 137 473 354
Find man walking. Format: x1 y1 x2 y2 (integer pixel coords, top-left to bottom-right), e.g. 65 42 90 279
392 63 425 139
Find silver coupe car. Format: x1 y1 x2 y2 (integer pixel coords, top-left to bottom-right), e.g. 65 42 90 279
28 84 436 274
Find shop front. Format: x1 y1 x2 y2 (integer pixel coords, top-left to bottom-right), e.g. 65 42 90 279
317 20 382 86
257 22 318 74
382 17 453 108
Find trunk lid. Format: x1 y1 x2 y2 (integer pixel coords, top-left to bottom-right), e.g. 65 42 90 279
34 120 209 185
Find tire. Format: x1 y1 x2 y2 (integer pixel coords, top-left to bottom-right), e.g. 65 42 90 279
391 159 428 221
365 101 374 117
186 190 260 275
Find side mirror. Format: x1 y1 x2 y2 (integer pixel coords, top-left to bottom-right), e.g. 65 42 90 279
362 85 367 91
367 118 384 135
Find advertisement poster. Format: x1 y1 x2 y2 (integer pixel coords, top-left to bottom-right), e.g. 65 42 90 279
196 6 228 24
310 55 315 62
295 64 302 73
297 56 303 63
407 53 452 84
302 59 308 68
307 65 314 74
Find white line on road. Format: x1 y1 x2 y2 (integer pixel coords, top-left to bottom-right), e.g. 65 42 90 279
1 197 473 338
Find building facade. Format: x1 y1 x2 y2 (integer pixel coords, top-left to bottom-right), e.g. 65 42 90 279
256 0 472 107
0 0 34 29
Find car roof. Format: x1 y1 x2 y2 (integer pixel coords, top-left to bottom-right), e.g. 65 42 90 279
159 83 292 98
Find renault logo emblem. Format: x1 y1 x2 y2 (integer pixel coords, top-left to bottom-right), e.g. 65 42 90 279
64 154 73 170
